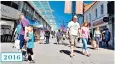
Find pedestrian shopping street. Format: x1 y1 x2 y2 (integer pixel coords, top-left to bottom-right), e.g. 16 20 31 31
1 38 114 64
0 1 114 64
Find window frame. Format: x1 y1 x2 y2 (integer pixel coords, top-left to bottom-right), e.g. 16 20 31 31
100 4 104 15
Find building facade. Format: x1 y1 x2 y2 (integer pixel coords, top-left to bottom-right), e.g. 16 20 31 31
0 1 51 30
84 1 114 48
0 1 51 42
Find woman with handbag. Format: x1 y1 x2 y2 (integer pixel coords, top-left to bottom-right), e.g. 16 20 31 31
94 27 102 49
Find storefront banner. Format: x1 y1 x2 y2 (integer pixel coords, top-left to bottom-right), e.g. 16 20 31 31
76 1 83 14
64 1 72 13
0 4 21 19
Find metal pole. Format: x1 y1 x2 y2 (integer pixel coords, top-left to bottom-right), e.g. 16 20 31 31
63 20 64 27
83 2 84 23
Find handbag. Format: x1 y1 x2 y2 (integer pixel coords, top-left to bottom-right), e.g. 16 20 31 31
15 35 20 49
91 40 97 48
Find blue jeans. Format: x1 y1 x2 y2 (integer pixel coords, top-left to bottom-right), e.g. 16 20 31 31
82 38 88 50
17 34 24 49
46 36 49 44
95 37 102 48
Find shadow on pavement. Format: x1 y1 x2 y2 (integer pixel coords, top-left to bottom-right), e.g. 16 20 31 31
76 46 82 48
54 43 57 44
60 50 84 56
60 50 70 56
74 50 84 55
62 43 69 46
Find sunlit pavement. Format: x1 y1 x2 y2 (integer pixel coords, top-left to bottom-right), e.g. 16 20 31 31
1 38 114 64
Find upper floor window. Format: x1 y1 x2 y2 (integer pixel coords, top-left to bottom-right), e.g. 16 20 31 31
1 1 12 7
11 2 19 9
100 4 104 15
1 1 19 10
86 15 88 22
95 8 98 18
89 13 91 21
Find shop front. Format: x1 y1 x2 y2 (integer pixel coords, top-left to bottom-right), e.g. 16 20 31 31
1 4 21 42
92 19 108 33
92 18 114 48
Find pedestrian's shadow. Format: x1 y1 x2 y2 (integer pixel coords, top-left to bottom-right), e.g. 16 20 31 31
74 50 84 55
76 46 82 48
60 50 84 56
60 50 70 56
62 43 69 46
54 43 57 44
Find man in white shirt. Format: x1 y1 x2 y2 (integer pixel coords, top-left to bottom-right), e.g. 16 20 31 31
66 15 80 57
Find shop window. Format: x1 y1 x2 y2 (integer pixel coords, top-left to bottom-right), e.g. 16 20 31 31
11 2 19 10
22 9 27 16
12 1 19 5
1 1 12 7
23 2 27 10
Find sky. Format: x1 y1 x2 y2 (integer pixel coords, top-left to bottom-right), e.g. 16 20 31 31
49 1 93 29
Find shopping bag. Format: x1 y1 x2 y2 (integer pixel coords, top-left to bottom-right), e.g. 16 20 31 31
91 40 97 48
15 39 20 49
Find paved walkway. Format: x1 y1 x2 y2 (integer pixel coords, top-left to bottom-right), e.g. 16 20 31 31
1 38 114 64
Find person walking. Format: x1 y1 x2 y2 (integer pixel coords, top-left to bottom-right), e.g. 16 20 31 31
18 13 30 50
81 21 90 57
66 15 80 57
39 29 45 44
94 27 102 49
45 30 50 44
13 23 22 48
102 28 111 48
56 29 63 44
25 25 35 63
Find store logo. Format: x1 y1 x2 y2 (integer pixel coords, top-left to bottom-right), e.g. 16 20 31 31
0 8 9 13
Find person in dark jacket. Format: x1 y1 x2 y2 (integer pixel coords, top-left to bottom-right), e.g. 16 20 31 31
45 30 50 44
102 28 111 48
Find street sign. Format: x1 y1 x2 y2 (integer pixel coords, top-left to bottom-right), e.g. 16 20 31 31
64 1 72 13
103 17 109 22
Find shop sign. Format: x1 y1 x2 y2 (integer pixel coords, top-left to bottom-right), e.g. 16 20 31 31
64 1 72 13
93 19 105 26
0 4 21 19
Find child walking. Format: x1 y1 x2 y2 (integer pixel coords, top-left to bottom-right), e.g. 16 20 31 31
25 25 35 63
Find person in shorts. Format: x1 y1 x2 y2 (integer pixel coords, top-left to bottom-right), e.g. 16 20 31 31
66 15 80 57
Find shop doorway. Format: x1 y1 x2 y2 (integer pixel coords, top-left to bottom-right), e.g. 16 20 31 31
1 25 13 42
